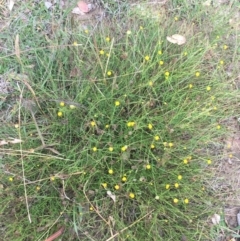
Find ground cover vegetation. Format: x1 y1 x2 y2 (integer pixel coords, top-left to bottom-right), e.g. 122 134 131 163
0 0 240 240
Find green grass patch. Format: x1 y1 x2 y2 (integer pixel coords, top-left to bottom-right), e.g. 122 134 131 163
1 1 239 240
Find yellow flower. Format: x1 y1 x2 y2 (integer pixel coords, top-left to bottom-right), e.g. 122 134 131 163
122 176 127 182
8 177 13 182
90 121 96 127
139 26 143 30
84 29 89 34
106 53 110 57
89 206 94 211
146 164 151 170
69 105 76 109
158 50 162 55
145 55 150 61
206 86 211 91
195 72 200 77
159 60 164 65
105 124 110 129
178 175 182 180
168 143 174 147
92 147 97 152
223 44 228 50
148 81 153 86
174 16 178 21
102 183 107 188
165 71 170 77
219 60 224 65
106 37 110 42
165 184 170 190
183 159 188 164
57 111 63 117
14 124 19 128
59 101 65 107
107 71 112 76
154 135 160 141
115 101 120 106
50 176 55 181
127 121 135 127
73 41 78 46
148 124 153 130
121 145 128 152
126 30 131 35
173 198 178 204
155 195 160 200
217 125 221 130
108 169 114 175
229 154 233 158
184 198 189 204
109 146 113 152
129 192 135 199
207 159 212 165
174 183 179 188
163 142 168 147
99 50 105 55
114 184 120 190
36 186 40 191
184 51 188 56
189 84 193 89
150 144 155 149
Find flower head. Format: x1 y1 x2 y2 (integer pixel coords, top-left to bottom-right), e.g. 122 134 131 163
184 198 189 204
73 41 78 46
206 86 211 91
109 146 113 152
90 121 96 127
189 84 193 89
159 60 164 65
115 101 120 106
145 55 150 61
150 144 155 149
102 183 107 188
127 121 135 127
146 164 151 170
69 105 76 109
165 71 170 77
154 135 160 141
165 184 170 189
207 159 212 165
168 143 174 148
107 71 112 76
174 183 179 188
178 175 182 180
129 192 135 199
114 184 120 190
57 111 63 117
223 44 228 50
158 50 162 55
8 177 13 182
108 169 114 175
173 198 179 204
148 124 153 130
195 72 200 77
122 176 127 182
183 159 188 164
92 147 97 152
121 145 128 152
99 50 105 55
148 81 153 86
126 30 131 35
60 101 65 107
106 37 110 42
